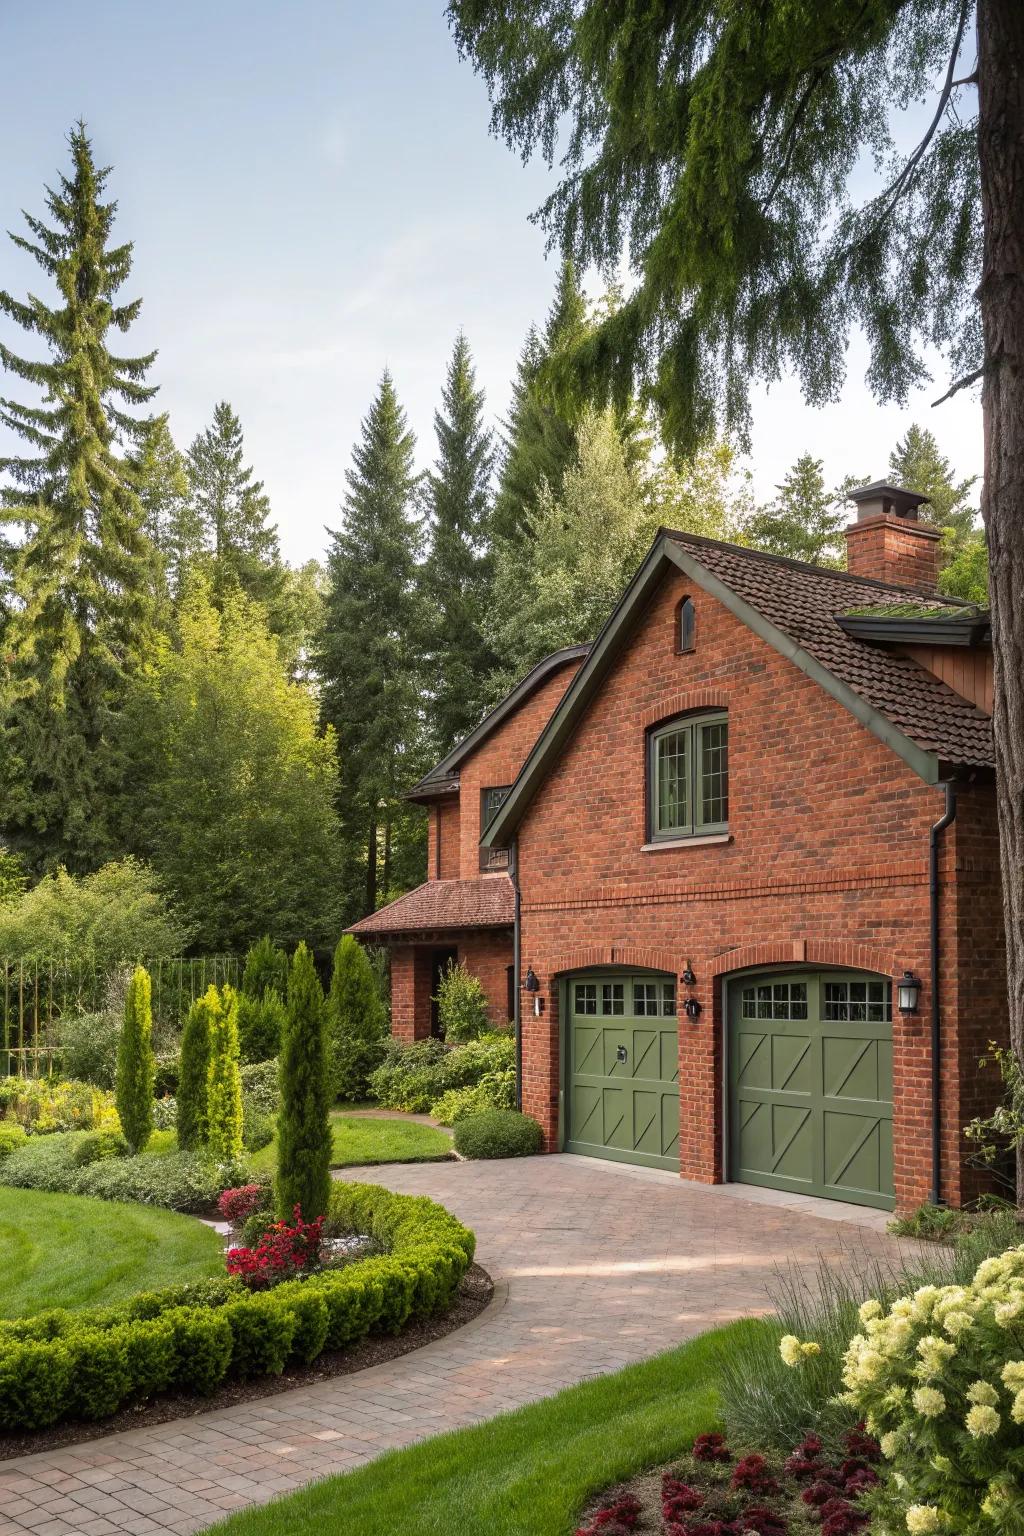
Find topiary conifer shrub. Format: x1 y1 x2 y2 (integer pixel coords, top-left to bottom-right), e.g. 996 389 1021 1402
325 934 388 1101
177 988 215 1150
116 965 155 1153
453 1109 543 1160
276 943 331 1221
236 987 286 1063
242 935 289 1001
206 986 244 1163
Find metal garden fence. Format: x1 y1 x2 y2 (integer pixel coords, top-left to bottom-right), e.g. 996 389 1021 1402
1 954 241 1077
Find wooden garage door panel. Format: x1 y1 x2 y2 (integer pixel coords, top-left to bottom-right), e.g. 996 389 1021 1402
729 972 894 1211
567 975 680 1172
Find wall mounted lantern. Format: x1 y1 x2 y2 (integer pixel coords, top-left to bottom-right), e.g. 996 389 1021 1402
681 962 697 987
684 996 703 1022
524 967 540 993
897 970 922 1015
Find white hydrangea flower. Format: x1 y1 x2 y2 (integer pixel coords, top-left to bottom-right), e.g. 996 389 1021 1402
966 1403 1001 1438
779 1334 803 1367
916 1335 956 1379
1001 1360 1024 1391
905 1505 941 1534
941 1310 973 1338
879 1429 901 1458
967 1380 1000 1407
913 1386 946 1418
859 1297 883 1324
1011 1390 1024 1425
994 1296 1024 1326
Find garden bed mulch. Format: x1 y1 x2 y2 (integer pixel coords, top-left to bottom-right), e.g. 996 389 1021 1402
0 1262 493 1462
575 1427 882 1536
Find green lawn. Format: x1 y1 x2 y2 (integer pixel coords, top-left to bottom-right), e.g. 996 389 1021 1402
250 1113 453 1174
0 1185 225 1318
208 1321 759 1536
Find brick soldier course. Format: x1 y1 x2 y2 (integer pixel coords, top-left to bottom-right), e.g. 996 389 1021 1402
0 1156 912 1536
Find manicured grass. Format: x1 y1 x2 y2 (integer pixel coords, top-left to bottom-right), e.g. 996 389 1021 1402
0 1185 225 1318
207 1321 760 1536
249 1113 453 1174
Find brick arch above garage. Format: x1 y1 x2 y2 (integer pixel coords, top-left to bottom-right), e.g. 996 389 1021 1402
707 939 900 981
547 944 681 980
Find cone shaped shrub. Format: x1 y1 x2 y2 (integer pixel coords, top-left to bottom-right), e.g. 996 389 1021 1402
241 936 288 1000
206 985 243 1162
237 987 286 1063
326 935 387 1101
116 966 155 1153
276 943 331 1221
177 989 215 1150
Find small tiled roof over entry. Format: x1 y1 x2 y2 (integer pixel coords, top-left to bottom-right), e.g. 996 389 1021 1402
346 876 514 938
668 532 995 769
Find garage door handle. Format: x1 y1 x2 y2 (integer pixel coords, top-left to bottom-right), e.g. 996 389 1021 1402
616 1045 628 1063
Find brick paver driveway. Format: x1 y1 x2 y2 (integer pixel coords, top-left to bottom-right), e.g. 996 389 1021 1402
0 1155 911 1536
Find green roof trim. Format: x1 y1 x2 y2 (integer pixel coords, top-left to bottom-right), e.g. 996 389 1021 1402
481 535 941 850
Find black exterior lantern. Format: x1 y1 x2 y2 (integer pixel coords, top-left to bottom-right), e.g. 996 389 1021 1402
684 996 702 1021
523 967 540 994
897 970 922 1015
681 962 697 987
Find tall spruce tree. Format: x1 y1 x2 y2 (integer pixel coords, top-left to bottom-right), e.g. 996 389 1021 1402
889 425 979 542
423 333 496 753
0 125 158 870
316 372 425 919
129 414 193 601
491 261 589 545
186 401 283 608
744 455 848 568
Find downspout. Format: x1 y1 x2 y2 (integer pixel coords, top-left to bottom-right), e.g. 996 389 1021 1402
511 838 523 1111
929 782 957 1206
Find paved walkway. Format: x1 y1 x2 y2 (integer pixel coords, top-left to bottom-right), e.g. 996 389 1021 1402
0 1157 913 1536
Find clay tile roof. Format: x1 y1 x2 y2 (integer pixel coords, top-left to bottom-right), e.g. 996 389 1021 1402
346 877 515 938
667 532 994 768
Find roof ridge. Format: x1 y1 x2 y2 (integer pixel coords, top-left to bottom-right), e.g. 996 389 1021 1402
662 527 970 605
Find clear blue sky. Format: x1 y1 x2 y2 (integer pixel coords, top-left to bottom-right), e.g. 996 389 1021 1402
0 2 984 564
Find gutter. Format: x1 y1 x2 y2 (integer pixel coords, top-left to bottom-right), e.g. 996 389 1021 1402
511 838 523 1111
929 782 957 1206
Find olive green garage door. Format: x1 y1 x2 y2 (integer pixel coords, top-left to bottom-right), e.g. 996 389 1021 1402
727 972 894 1210
565 974 680 1171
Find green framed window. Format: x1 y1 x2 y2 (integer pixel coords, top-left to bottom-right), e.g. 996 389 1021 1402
480 785 512 870
648 712 728 839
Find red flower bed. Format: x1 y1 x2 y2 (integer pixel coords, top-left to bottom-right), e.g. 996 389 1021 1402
217 1183 269 1225
575 1424 880 1536
226 1206 324 1289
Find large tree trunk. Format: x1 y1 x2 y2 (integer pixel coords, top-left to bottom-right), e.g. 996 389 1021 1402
977 0 1024 1206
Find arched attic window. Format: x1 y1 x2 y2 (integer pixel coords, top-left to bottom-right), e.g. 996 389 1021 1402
676 596 696 654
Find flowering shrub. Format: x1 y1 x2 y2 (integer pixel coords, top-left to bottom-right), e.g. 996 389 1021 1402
575 1493 641 1535
218 1183 270 1226
226 1207 324 1290
0 1075 118 1134
782 1243 1024 1534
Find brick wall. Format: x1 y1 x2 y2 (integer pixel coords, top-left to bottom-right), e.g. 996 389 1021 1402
390 945 435 1042
514 567 1006 1210
845 515 942 592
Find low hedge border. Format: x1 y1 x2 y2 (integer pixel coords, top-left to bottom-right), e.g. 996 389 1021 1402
0 1182 475 1432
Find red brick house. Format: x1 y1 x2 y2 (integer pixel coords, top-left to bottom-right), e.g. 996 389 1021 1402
351 483 1004 1213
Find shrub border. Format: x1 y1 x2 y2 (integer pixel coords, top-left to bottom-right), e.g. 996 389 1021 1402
0 1182 475 1432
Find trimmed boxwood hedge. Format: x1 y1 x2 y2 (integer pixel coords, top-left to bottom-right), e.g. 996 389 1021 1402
0 1182 475 1432
453 1109 544 1160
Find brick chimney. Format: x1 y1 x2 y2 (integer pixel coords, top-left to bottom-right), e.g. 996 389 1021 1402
844 481 942 594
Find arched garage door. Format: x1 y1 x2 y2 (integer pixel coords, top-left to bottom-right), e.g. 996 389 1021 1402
728 971 894 1210
565 973 680 1171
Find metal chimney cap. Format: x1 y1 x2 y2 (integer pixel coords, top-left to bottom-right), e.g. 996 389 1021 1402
847 481 931 523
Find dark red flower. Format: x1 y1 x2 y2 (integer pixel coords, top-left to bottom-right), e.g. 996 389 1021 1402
842 1424 881 1462
818 1497 870 1536
731 1455 781 1497
693 1432 732 1463
736 1508 789 1536
842 1467 878 1496
662 1474 705 1518
801 1477 843 1508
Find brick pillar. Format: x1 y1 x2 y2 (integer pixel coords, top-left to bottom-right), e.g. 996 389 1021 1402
390 946 434 1041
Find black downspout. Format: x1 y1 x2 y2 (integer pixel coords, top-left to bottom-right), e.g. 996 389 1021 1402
511 838 523 1111
929 782 957 1206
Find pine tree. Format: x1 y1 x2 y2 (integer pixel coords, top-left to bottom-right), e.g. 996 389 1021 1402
206 984 243 1162
423 333 497 753
889 425 979 542
116 964 155 1153
186 401 283 608
177 988 214 1150
316 372 426 919
276 943 331 1221
0 125 159 871
744 455 847 568
325 935 388 1102
491 261 589 545
129 415 195 601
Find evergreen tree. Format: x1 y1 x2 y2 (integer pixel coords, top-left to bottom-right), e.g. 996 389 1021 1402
325 934 388 1102
120 586 342 951
889 426 978 542
0 125 159 871
491 261 589 545
276 942 331 1221
129 415 194 601
177 988 214 1150
486 407 657 691
116 964 155 1153
241 935 289 1000
423 333 497 753
316 372 426 920
744 455 847 568
186 401 283 608
206 984 243 1162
